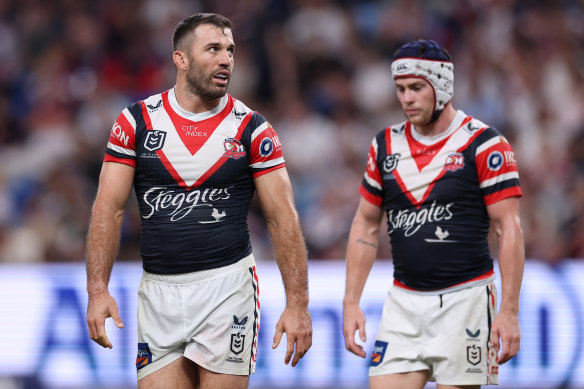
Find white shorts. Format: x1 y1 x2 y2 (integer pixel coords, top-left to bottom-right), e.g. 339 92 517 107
369 282 499 386
135 254 260 380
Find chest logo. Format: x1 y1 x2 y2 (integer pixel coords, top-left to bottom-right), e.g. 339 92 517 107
383 153 401 173
444 152 464 172
223 138 246 159
144 130 166 151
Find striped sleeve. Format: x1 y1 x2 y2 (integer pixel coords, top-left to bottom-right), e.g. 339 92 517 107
104 102 141 167
248 113 285 178
475 130 522 206
360 135 384 207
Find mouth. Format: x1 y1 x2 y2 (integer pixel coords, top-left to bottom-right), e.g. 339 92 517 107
213 70 230 86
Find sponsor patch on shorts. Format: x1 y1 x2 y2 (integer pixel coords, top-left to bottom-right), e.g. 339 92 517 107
136 343 152 370
370 340 388 366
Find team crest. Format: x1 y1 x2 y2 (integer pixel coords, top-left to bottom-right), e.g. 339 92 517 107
383 153 401 173
223 138 246 159
467 345 481 365
444 152 464 172
231 333 245 355
144 130 166 151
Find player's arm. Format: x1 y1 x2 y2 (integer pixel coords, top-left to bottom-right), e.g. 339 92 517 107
254 167 312 367
343 197 383 358
487 196 525 364
86 161 135 349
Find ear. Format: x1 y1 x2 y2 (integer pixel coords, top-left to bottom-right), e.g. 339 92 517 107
173 50 188 71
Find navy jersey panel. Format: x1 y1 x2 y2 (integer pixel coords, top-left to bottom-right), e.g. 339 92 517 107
104 90 285 274
361 112 522 290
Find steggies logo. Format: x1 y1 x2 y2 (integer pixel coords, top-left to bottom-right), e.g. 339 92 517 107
387 201 454 237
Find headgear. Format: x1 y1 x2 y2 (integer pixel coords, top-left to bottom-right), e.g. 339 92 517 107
391 40 454 116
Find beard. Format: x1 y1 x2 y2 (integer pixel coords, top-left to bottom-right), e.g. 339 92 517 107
185 58 229 100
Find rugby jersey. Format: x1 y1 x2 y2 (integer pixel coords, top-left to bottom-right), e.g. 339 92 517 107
361 110 522 291
105 88 285 274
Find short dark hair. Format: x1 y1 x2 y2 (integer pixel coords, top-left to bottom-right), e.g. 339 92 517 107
172 13 232 51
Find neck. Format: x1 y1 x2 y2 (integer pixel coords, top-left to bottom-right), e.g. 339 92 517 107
174 77 222 114
413 103 456 137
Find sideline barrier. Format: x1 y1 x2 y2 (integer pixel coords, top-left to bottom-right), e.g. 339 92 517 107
0 259 582 388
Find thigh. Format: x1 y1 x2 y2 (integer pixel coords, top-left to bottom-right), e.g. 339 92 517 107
370 370 430 389
139 356 198 389
197 364 249 389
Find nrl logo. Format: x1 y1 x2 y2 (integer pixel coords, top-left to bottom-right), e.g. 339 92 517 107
144 130 166 151
231 333 245 355
383 153 401 173
467 345 481 366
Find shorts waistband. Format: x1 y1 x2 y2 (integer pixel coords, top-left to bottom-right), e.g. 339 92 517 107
142 254 255 285
393 270 495 295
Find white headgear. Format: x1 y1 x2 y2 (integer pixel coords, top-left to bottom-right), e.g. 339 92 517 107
390 40 454 112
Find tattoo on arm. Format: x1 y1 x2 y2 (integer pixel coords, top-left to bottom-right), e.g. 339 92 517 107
356 239 377 249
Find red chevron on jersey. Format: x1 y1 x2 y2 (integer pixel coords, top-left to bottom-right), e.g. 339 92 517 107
140 93 252 190
388 116 480 208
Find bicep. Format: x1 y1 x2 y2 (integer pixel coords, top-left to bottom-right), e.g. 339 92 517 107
353 197 384 231
487 197 521 236
254 168 297 222
93 162 135 213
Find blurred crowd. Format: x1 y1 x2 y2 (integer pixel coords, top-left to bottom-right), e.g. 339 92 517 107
0 0 583 264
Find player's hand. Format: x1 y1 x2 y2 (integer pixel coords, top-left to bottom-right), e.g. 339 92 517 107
343 301 367 358
86 291 124 349
272 305 312 367
490 308 520 364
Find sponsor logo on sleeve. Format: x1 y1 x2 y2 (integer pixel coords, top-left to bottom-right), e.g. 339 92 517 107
259 137 274 157
487 151 504 171
111 121 130 146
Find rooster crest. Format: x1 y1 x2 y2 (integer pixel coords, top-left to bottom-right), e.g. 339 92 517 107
435 226 449 240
